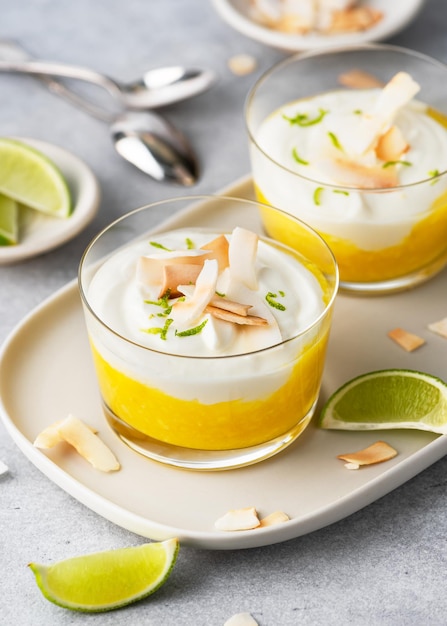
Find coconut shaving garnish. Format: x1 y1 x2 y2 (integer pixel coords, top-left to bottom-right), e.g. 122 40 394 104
287 71 422 189
338 441 398 468
215 506 290 531
428 317 447 339
135 227 290 341
34 415 120 472
249 1 382 35
388 327 426 352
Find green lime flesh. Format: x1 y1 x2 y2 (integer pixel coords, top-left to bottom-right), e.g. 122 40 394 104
319 369 447 434
0 138 71 217
29 538 179 613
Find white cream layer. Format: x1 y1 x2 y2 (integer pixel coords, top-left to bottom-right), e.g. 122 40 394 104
88 229 325 357
253 89 447 249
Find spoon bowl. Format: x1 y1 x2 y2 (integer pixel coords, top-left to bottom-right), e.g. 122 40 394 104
0 45 217 110
111 112 198 186
0 40 200 185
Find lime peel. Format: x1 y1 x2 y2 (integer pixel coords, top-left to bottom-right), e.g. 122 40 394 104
319 369 447 435
29 538 179 613
0 194 19 245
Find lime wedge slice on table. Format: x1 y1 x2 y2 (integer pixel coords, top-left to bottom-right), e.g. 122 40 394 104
319 369 447 434
0 138 72 217
29 538 179 613
0 194 19 245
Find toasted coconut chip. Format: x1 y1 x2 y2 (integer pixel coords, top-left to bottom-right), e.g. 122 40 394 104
375 125 409 162
57 415 120 472
34 420 98 449
171 259 219 329
200 234 229 271
224 613 259 626
214 506 260 531
318 157 398 188
338 441 398 466
228 54 257 76
275 13 312 33
344 462 361 470
375 72 420 121
159 263 202 297
206 305 268 326
229 227 259 290
388 327 426 352
137 251 210 287
327 7 382 33
210 295 252 316
338 69 384 89
259 510 290 527
428 317 447 339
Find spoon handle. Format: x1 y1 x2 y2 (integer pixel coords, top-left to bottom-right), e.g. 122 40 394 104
0 58 123 104
0 40 115 122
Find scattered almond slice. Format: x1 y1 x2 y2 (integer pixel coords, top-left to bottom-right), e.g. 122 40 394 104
228 54 257 76
428 317 447 339
171 259 219 329
229 227 259 290
34 420 98 449
159 263 202 297
388 327 426 352
259 510 290 527
214 507 260 531
0 460 8 476
209 295 252 317
35 414 120 472
206 305 268 326
375 125 409 162
338 441 398 466
200 234 229 271
338 69 384 89
224 613 259 626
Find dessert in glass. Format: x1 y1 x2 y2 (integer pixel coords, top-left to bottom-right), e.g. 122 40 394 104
79 196 338 470
246 44 447 294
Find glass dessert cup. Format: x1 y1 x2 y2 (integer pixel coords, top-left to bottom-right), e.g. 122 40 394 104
79 196 338 471
246 44 447 294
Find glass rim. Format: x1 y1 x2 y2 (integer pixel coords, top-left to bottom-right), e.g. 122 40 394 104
78 194 339 360
244 42 447 192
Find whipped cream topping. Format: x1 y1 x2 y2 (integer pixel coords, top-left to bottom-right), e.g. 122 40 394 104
253 77 447 249
87 228 326 358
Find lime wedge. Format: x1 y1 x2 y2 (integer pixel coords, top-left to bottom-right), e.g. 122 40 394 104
0 138 71 217
0 194 19 245
29 538 179 612
319 369 447 434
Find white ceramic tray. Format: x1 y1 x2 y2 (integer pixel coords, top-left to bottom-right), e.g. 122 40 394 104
1 177 446 550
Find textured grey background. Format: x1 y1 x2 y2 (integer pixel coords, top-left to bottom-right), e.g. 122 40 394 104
1 1 447 624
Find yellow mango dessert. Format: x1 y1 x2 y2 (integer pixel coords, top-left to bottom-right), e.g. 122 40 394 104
248 68 447 292
80 208 337 470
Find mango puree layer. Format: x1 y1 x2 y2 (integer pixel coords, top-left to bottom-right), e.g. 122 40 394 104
256 187 447 283
90 328 330 450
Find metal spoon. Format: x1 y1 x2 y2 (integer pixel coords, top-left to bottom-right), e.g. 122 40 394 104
0 49 216 110
0 40 198 185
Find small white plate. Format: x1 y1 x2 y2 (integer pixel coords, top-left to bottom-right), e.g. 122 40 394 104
0 138 100 265
1 177 447 550
212 0 426 51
